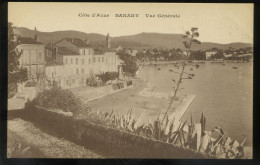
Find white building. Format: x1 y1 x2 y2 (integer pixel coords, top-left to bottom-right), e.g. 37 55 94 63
206 51 217 60
46 37 123 88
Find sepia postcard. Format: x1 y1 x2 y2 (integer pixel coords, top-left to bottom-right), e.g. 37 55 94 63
7 2 253 159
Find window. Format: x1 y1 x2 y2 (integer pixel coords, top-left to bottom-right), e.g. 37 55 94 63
31 51 36 63
76 58 78 65
66 80 69 85
65 58 68 64
71 58 73 64
82 59 84 64
88 58 91 64
102 57 104 62
83 49 85 55
38 51 42 60
98 57 100 62
106 58 108 63
76 68 79 74
81 68 84 74
73 79 75 84
93 57 96 63
89 49 91 55
23 50 29 64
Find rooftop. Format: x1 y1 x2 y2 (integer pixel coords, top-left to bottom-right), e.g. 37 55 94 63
57 38 91 48
20 37 42 44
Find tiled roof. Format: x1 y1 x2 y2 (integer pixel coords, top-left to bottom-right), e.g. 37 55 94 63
56 47 80 55
20 37 42 44
63 38 91 48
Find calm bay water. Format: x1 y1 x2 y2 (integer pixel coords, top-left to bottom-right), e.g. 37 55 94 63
137 62 253 145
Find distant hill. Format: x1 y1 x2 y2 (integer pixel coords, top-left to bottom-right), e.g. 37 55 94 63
14 27 252 50
114 32 184 49
14 27 106 43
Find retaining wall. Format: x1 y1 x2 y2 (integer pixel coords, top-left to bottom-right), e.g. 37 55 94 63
20 106 216 158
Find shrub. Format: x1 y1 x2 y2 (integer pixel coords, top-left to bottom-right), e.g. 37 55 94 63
8 83 17 98
25 86 85 115
96 72 118 86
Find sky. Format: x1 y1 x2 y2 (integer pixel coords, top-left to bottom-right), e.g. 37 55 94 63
8 2 253 44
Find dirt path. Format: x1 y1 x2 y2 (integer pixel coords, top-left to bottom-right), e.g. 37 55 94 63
8 118 102 158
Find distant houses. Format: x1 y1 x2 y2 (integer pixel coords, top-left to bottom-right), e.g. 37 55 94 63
205 51 217 60
15 29 124 92
223 52 252 61
121 48 138 57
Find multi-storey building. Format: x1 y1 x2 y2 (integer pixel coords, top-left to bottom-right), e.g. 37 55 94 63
17 37 46 81
46 34 123 88
16 35 46 93
15 27 123 93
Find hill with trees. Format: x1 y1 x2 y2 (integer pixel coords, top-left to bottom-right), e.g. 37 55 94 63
14 27 252 50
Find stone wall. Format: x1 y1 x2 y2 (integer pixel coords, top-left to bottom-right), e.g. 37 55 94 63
28 106 216 158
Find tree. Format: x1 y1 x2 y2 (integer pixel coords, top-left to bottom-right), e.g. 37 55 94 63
8 22 28 98
117 51 139 77
96 71 119 86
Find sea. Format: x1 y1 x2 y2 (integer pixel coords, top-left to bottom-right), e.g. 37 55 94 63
137 62 253 145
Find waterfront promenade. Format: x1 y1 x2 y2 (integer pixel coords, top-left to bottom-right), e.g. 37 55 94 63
85 78 184 123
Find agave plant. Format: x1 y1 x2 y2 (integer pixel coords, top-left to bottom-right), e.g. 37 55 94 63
90 107 246 158
168 120 188 147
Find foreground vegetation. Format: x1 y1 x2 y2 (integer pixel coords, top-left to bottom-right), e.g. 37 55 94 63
25 86 88 115
86 102 246 159
8 22 28 98
25 85 247 159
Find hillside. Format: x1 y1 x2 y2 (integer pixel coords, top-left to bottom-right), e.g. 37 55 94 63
14 27 252 50
14 27 106 43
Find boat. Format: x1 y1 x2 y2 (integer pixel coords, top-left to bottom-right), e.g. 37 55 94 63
158 68 161 70
169 69 173 72
232 67 238 69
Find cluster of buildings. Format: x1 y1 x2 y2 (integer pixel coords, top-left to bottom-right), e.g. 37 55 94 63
16 28 124 92
206 50 253 61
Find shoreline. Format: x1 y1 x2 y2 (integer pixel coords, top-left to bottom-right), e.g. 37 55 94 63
137 60 252 66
